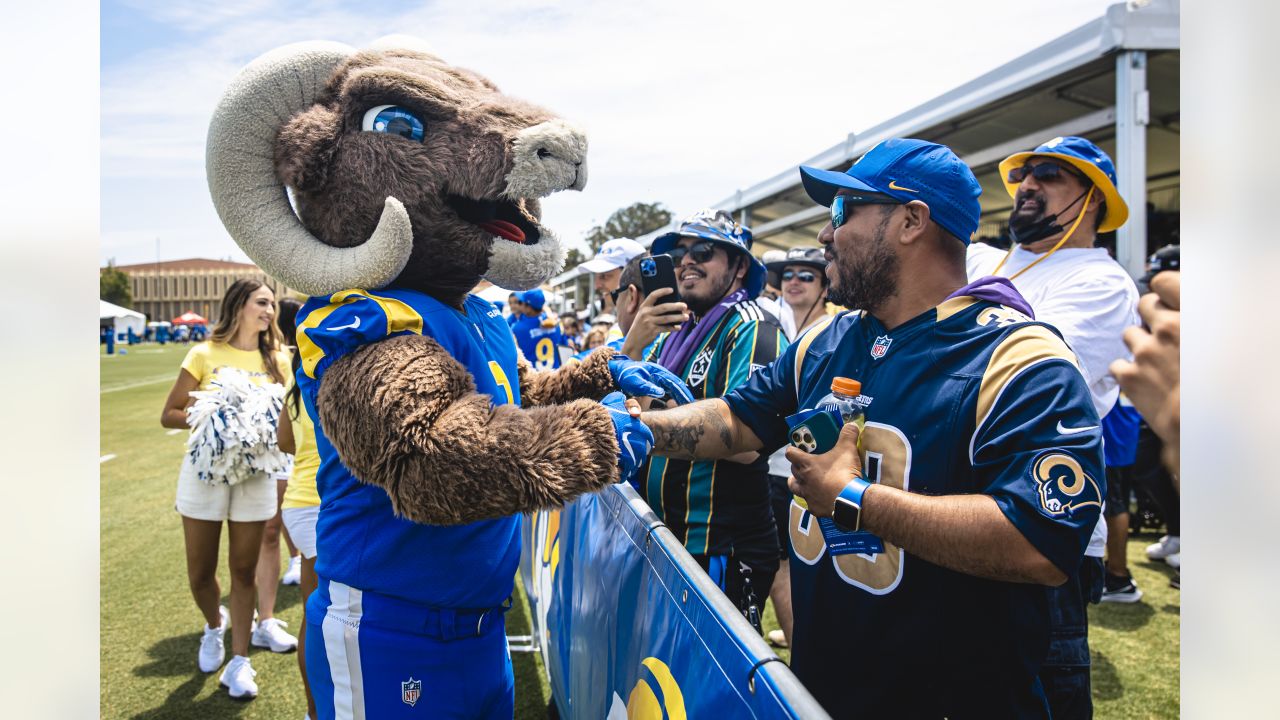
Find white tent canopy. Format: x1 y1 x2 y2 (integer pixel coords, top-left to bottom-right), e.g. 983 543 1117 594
101 300 146 339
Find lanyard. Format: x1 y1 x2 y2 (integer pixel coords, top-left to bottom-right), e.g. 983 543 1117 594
992 186 1096 281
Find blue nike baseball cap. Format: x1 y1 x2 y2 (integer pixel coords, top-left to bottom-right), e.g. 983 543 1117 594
799 138 983 244
518 288 546 311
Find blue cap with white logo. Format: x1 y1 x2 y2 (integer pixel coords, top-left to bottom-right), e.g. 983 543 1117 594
799 138 983 244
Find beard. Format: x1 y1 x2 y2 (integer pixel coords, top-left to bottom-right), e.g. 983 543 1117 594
1007 189 1049 242
827 216 900 312
686 267 737 315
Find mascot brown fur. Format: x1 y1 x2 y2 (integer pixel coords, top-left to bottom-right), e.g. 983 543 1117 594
207 39 622 524
205 37 651 715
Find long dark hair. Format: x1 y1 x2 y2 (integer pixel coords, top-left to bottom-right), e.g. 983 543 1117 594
276 296 305 420
211 278 286 386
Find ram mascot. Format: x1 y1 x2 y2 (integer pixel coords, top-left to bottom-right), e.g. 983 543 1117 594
206 38 687 718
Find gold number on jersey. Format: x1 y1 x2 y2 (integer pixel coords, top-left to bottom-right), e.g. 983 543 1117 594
787 422 913 594
535 338 555 369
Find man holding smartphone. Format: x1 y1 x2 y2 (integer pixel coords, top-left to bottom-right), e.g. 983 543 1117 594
629 140 1104 717
636 209 787 628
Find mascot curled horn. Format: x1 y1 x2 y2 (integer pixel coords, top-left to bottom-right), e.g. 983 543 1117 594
206 37 689 718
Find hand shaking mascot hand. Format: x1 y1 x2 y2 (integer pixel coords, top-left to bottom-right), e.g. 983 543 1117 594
206 37 675 718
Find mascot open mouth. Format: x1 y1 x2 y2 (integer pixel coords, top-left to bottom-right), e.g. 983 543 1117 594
445 194 541 245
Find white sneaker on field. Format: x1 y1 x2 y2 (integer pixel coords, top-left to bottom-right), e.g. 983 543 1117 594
219 655 258 700
282 555 302 586
1145 535 1180 560
198 606 229 673
251 617 298 653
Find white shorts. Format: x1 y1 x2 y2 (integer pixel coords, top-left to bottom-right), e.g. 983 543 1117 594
175 455 278 523
281 505 319 559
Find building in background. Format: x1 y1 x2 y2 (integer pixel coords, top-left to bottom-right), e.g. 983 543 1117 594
108 258 297 324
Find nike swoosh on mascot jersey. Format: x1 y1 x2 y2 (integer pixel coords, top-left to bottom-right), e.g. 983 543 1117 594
1056 421 1099 435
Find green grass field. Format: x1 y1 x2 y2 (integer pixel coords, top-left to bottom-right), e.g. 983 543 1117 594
102 343 1178 718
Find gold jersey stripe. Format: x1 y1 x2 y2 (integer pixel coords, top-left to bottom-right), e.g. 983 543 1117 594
976 324 1079 431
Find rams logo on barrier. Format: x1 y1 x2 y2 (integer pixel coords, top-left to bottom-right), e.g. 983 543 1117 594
626 657 687 719
1033 452 1101 518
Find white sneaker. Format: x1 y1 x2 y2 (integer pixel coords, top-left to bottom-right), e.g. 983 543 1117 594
198 606 229 673
1145 535 1180 560
1165 552 1180 570
282 556 302 586
219 655 258 700
251 617 298 653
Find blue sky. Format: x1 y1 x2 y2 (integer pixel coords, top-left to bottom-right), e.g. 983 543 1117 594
100 0 1118 266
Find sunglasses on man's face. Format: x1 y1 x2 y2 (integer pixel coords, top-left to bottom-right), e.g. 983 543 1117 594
609 285 628 305
668 240 719 265
830 193 900 230
782 270 818 283
1006 161 1087 185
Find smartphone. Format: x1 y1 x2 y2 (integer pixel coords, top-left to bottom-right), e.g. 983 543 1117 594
787 409 843 454
640 254 681 303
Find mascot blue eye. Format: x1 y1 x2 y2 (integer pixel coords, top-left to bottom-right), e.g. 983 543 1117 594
361 104 425 142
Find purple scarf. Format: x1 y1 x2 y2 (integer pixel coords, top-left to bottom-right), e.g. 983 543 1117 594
657 288 749 374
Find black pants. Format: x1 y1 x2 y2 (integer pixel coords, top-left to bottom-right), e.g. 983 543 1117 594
693 552 778 634
1039 556 1104 720
1133 424 1180 535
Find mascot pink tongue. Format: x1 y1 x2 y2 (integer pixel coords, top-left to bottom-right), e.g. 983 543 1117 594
480 219 526 243
206 38 625 719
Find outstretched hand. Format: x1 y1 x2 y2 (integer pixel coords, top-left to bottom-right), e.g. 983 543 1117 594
603 391 654 486
785 423 864 518
1110 270 1180 478
608 355 695 405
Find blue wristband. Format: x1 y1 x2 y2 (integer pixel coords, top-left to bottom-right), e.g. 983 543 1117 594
837 474 870 506
832 474 871 532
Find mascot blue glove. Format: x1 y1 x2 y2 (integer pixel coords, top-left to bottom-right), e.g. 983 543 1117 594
608 356 695 405
603 391 653 486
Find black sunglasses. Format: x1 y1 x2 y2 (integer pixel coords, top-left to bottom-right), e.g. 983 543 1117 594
668 240 719 265
830 193 900 229
608 285 628 304
782 269 818 283
1006 161 1087 185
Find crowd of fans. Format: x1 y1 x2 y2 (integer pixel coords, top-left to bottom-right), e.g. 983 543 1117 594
153 134 1181 717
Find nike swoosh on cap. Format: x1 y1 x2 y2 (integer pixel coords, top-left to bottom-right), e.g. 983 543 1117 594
327 316 362 331
888 180 919 193
1056 421 1099 435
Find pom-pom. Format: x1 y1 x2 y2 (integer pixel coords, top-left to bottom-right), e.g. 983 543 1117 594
185 369 289 486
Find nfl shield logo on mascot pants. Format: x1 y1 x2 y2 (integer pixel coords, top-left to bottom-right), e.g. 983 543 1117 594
402 677 422 707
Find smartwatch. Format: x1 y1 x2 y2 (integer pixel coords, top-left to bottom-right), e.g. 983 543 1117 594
832 475 871 532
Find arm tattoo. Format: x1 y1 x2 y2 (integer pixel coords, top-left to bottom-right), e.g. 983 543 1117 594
652 419 705 459
648 400 739 460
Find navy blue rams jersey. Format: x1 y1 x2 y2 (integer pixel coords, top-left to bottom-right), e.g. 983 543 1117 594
296 289 523 609
723 283 1104 718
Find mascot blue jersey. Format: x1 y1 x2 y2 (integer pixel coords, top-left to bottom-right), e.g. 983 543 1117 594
296 288 522 609
723 281 1105 717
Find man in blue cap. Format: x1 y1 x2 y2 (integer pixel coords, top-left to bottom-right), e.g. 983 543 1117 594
630 138 1104 717
638 208 787 628
967 136 1141 719
511 288 570 370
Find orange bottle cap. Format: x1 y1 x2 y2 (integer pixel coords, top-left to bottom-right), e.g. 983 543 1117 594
830 377 861 396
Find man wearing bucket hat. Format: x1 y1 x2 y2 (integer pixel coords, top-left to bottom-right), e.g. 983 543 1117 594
967 135 1141 719
639 208 787 628
765 247 830 341
635 138 1104 716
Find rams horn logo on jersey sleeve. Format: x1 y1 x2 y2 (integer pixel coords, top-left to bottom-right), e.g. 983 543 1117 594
1032 451 1102 518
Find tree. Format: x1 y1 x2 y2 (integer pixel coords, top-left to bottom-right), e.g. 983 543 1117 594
583 201 672 253
564 247 586 269
101 261 132 308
